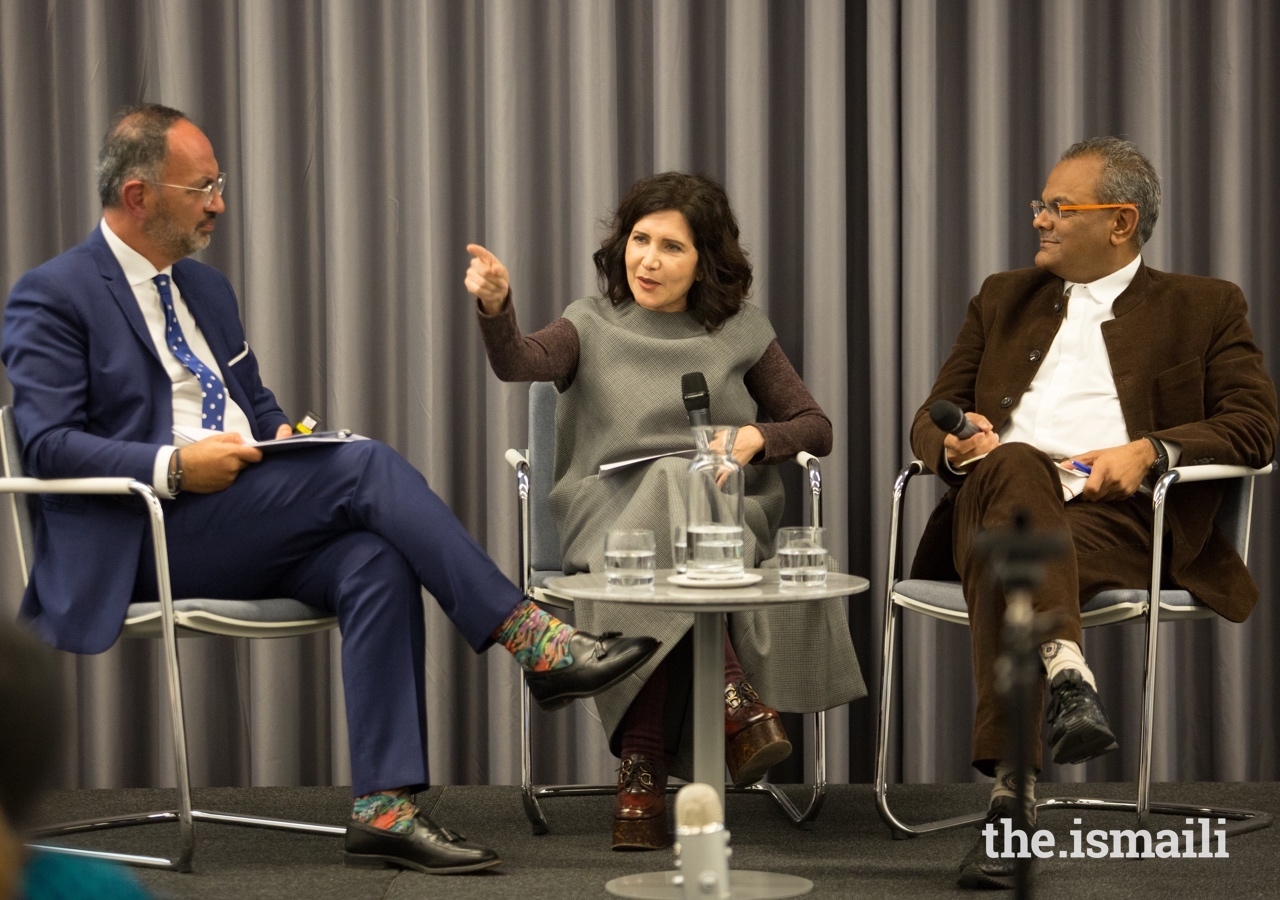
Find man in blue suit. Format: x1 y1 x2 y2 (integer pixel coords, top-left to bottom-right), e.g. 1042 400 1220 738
2 104 657 875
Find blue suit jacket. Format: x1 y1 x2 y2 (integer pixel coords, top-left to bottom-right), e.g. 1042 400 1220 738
1 227 289 653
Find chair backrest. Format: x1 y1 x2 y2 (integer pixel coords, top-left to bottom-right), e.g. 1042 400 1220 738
527 381 563 573
0 406 36 586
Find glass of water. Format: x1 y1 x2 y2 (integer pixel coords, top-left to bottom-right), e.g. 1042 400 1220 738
686 523 745 580
671 523 688 574
604 529 656 588
777 527 828 587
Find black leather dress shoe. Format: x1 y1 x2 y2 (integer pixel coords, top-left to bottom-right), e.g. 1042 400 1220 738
1046 669 1118 765
524 631 660 711
957 797 1036 890
344 811 500 874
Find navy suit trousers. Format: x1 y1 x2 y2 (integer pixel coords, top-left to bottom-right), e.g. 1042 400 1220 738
137 439 522 795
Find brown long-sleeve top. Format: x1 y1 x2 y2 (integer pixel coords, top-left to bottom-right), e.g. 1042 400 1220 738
476 295 833 464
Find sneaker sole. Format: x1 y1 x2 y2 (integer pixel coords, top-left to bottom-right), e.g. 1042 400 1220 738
957 864 1015 890
1051 721 1119 765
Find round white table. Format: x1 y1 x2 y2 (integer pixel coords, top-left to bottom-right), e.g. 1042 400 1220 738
546 568 869 900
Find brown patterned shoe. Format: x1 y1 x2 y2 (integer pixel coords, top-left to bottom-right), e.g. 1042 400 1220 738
725 680 792 787
612 754 669 850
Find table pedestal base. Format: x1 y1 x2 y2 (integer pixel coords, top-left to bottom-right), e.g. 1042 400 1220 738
605 869 813 899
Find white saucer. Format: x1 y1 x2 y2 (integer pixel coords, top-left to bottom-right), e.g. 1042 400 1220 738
667 572 763 588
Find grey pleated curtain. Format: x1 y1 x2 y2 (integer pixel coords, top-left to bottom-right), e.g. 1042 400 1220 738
0 0 851 791
3 0 1277 798
866 0 1280 785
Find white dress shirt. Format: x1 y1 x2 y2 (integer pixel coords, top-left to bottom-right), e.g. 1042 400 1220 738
1001 256 1140 454
996 255 1178 497
100 220 255 496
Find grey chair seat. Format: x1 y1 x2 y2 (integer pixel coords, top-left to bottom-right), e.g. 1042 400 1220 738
891 579 1216 628
123 597 338 639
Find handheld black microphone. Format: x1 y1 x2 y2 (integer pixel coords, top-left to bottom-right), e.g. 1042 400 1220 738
682 372 711 427
929 400 980 440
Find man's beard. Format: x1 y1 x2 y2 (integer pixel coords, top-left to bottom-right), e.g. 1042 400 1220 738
143 202 211 260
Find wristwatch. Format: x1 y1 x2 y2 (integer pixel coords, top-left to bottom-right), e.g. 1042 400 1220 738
1144 435 1169 480
167 449 184 496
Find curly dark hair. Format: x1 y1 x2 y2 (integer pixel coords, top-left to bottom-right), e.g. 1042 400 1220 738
592 172 752 331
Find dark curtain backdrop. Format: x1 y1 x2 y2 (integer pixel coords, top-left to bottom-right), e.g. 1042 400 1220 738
0 0 1275 795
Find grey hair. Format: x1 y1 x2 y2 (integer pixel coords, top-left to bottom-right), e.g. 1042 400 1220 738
97 103 188 208
1060 136 1161 247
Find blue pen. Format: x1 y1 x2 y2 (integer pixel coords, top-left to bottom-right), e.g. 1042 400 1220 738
1070 460 1092 475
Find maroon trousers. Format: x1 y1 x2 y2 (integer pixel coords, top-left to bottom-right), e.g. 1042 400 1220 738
951 442 1154 773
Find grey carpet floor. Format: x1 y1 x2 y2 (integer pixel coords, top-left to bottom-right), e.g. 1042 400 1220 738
27 782 1279 899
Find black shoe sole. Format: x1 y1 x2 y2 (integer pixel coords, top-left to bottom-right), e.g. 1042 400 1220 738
1051 721 1119 765
957 864 1015 890
343 850 501 875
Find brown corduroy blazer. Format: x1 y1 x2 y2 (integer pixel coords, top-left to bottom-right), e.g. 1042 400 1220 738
909 262 1278 623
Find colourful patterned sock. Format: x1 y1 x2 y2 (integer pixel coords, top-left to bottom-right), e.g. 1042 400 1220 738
493 598 576 672
351 789 417 834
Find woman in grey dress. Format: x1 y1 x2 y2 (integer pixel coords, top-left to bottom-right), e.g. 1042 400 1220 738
465 173 863 850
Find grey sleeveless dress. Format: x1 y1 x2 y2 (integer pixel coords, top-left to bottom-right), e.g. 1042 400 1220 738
548 297 864 776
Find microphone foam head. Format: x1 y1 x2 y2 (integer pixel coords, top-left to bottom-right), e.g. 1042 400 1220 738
675 782 724 831
928 399 966 434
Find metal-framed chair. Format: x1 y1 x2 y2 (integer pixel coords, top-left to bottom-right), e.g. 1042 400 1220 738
874 457 1275 840
505 380 835 834
1 406 345 872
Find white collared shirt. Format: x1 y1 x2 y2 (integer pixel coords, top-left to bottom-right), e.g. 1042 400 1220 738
1001 255 1141 456
100 220 254 495
997 254 1178 496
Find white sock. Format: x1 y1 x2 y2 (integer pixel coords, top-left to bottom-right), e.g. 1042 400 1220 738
1040 638 1096 690
991 762 1036 821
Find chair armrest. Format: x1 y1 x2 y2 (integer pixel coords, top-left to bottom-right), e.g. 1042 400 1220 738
791 453 823 527
0 476 141 495
1159 461 1273 487
505 450 533 592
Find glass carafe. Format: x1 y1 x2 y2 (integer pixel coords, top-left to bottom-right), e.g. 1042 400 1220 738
685 425 745 580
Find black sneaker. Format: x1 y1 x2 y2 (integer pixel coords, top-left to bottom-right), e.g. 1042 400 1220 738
957 796 1036 890
1046 669 1118 765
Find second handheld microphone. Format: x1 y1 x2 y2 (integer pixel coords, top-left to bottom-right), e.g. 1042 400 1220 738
929 400 981 440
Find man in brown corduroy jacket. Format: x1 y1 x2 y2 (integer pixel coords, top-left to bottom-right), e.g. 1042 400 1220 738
908 137 1278 890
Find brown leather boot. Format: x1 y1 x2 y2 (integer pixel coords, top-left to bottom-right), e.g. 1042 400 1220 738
725 680 792 787
612 754 669 850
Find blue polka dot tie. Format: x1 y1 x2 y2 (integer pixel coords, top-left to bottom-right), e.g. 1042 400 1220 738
153 274 226 430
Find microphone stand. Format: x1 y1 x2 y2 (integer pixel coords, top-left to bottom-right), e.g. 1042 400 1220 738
973 511 1068 900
